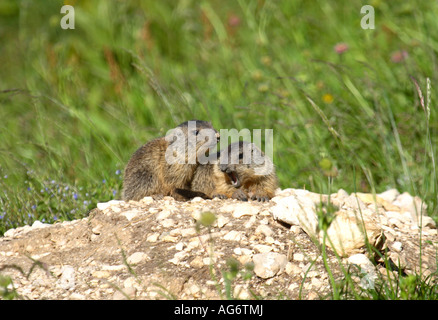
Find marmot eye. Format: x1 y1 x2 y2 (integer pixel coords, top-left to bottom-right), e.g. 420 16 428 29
194 129 200 135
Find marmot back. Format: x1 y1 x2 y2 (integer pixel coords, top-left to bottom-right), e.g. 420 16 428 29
122 120 219 201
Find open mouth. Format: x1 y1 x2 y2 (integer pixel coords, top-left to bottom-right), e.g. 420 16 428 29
227 171 241 188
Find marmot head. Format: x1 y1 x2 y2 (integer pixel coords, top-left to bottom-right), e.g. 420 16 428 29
219 141 274 188
165 120 220 164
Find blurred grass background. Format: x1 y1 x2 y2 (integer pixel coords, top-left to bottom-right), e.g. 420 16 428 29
0 0 437 234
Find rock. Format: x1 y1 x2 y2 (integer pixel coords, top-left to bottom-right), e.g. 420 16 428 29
140 196 154 204
293 253 305 262
253 244 273 253
255 224 274 237
389 252 407 270
393 192 427 226
336 189 349 199
419 216 436 229
216 215 230 228
97 200 124 211
91 225 102 235
378 189 400 203
354 193 400 211
156 209 172 221
253 252 288 279
285 262 301 275
31 220 50 229
270 195 319 239
112 287 136 300
146 232 159 242
127 252 149 265
233 285 251 299
223 230 243 241
389 241 403 252
347 254 377 289
122 209 141 221
3 228 16 238
169 251 188 265
70 293 86 300
190 256 204 268
233 247 253 256
231 203 260 218
92 270 111 279
58 265 75 290
159 218 175 228
342 194 367 211
348 254 374 272
321 209 382 257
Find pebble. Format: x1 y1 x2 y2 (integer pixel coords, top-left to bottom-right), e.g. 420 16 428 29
58 265 76 290
253 244 273 253
70 293 86 300
232 203 260 218
285 262 301 275
31 220 50 229
347 254 378 289
255 224 274 237
161 235 179 242
123 209 141 221
141 197 154 204
92 270 111 279
190 256 204 268
271 195 319 238
156 209 172 221
233 247 253 255
169 251 188 265
97 200 124 211
127 252 149 265
253 252 288 279
146 232 159 242
92 225 102 235
390 241 403 252
159 218 175 228
293 253 305 262
112 287 136 300
378 189 400 203
216 215 230 228
223 230 243 241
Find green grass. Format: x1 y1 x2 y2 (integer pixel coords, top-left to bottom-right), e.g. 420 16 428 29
1 0 438 299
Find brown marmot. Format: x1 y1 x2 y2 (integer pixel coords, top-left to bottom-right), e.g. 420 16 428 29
178 141 278 201
122 120 219 201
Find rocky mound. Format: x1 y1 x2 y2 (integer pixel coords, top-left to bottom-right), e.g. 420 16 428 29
0 188 436 300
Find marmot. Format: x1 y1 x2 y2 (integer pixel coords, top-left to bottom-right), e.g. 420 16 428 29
122 120 219 201
178 141 278 201
182 153 249 201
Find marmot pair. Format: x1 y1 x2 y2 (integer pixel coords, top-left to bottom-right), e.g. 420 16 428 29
122 120 277 202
